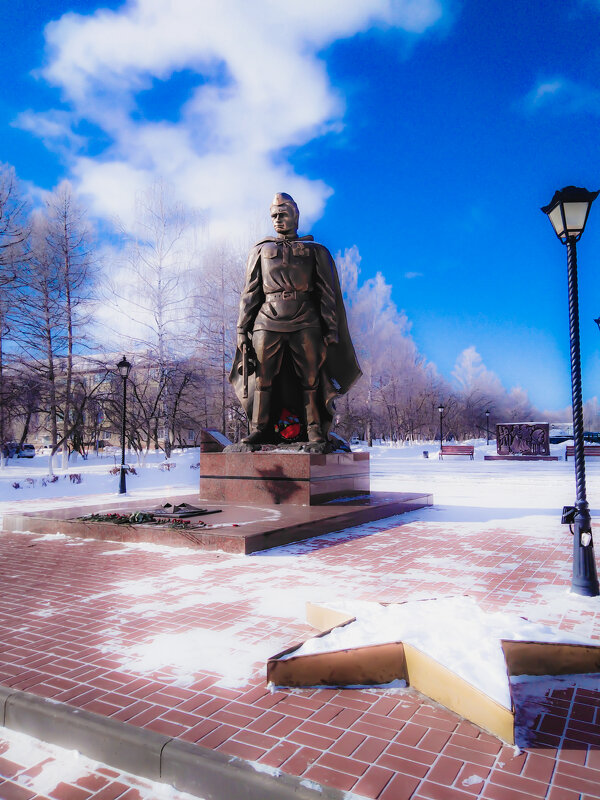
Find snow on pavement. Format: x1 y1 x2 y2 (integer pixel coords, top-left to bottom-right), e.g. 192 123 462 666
2 441 600 702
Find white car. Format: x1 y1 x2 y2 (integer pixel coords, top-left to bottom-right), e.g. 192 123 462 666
17 444 36 458
37 445 63 456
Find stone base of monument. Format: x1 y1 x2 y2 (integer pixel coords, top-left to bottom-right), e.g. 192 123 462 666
199 451 370 505
3 451 433 553
3 490 432 554
484 455 559 461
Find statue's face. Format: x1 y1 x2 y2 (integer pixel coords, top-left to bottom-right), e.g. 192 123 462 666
270 204 297 236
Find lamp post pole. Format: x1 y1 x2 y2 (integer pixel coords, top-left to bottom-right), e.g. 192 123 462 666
565 235 598 595
438 405 444 450
485 410 490 446
542 186 600 597
117 356 131 495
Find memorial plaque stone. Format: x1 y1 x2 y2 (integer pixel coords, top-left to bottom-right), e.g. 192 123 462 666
496 422 550 456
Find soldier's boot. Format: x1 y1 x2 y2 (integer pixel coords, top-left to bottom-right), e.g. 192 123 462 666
304 389 325 444
242 390 271 444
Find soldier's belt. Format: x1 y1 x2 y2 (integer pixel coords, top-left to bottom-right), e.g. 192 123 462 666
265 290 311 301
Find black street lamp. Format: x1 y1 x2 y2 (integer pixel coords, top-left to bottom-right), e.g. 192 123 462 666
438 405 444 449
117 356 132 495
542 186 600 597
485 410 490 446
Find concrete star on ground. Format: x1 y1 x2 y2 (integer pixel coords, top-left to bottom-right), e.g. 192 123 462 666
268 596 600 744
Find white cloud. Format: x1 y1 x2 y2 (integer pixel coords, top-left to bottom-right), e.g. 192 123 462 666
529 79 565 104
13 109 86 152
30 0 446 235
404 270 423 279
523 76 600 116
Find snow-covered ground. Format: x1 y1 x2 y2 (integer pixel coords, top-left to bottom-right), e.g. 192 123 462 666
0 438 590 509
2 440 599 752
2 440 599 618
2 440 599 624
365 437 596 514
0 447 201 518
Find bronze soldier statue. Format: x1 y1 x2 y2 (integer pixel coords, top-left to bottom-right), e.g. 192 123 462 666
229 193 361 447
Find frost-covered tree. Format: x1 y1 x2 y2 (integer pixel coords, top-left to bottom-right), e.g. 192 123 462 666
584 397 600 432
0 163 28 276
194 239 251 437
46 182 96 466
451 347 536 439
0 164 28 465
337 246 441 443
15 183 96 473
104 182 202 456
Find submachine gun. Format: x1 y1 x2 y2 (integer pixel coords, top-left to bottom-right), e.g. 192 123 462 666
240 340 256 399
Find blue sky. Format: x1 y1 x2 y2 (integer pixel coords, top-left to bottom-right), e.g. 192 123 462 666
3 0 600 412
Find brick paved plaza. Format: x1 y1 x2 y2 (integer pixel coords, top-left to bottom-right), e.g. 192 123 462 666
0 455 599 800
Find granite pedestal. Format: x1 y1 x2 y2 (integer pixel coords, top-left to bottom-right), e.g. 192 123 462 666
199 451 370 506
2 490 432 554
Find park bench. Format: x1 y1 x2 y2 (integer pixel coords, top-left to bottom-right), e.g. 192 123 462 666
565 445 600 461
439 444 474 460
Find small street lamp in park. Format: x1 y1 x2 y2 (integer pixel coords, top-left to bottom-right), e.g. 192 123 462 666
438 405 444 450
117 356 132 495
485 410 490 446
542 186 600 597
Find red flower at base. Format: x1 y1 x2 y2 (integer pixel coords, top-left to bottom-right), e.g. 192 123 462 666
274 408 301 441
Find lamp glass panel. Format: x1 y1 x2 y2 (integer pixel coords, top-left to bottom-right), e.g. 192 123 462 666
548 205 565 237
563 202 589 234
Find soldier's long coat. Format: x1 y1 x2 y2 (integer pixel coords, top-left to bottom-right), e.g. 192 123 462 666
229 234 361 438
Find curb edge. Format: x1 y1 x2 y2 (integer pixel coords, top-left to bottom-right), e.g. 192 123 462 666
0 684 355 800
